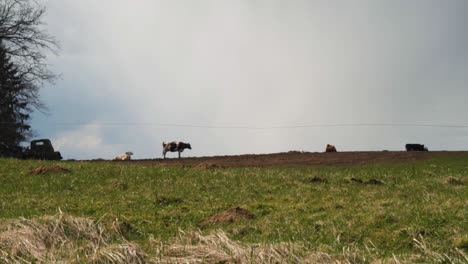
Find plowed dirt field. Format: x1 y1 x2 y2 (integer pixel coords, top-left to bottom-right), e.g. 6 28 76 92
115 151 465 168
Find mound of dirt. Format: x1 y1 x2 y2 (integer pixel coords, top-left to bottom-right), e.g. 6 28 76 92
202 207 255 225
308 176 327 183
350 178 384 185
29 165 71 175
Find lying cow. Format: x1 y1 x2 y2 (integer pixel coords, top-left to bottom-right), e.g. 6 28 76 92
326 144 337 152
163 141 192 159
114 152 133 161
405 144 428 151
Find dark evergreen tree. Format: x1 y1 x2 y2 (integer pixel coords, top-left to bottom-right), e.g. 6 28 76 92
0 43 33 155
0 0 58 156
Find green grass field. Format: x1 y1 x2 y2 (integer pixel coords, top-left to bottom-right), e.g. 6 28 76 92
0 155 467 263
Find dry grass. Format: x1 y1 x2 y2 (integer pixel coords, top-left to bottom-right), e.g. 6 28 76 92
152 230 468 264
90 243 146 264
0 211 145 263
29 165 71 175
151 230 304 263
1 213 467 263
412 235 468 264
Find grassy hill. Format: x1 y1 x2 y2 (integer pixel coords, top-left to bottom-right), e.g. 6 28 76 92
0 154 467 263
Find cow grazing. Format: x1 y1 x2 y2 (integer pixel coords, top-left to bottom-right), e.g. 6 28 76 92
163 141 192 159
114 152 133 161
326 144 337 152
405 144 428 151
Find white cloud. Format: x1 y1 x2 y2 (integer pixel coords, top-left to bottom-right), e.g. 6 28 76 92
52 123 122 159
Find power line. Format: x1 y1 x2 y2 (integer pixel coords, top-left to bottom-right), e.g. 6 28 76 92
2 122 468 129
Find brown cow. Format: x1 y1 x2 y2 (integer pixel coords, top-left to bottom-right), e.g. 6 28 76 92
325 144 337 152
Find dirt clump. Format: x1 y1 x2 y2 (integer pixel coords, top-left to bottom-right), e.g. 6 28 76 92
202 207 255 225
446 177 464 185
29 165 71 175
350 178 384 185
366 179 384 185
350 178 363 184
308 176 327 183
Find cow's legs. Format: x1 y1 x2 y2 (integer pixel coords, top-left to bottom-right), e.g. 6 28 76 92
178 151 181 159
163 151 166 159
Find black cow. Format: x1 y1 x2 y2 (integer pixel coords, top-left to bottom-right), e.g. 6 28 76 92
162 141 192 159
405 144 428 151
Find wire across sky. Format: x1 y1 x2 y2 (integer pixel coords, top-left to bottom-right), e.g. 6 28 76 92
16 122 468 130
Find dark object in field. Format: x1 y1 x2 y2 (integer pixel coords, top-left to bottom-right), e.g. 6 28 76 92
326 144 337 152
113 219 136 239
202 207 254 225
446 177 464 185
23 139 62 160
29 165 71 175
195 162 224 169
405 144 428 152
308 176 327 183
366 179 384 185
350 178 363 184
162 141 191 159
350 178 384 185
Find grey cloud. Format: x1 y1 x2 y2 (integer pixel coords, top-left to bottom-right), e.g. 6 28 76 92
31 0 468 159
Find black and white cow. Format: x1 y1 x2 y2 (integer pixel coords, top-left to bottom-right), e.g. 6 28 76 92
162 141 192 159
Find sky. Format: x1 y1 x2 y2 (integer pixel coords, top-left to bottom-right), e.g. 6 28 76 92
31 0 468 160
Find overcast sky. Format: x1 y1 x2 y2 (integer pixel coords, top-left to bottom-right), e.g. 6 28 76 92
31 0 468 159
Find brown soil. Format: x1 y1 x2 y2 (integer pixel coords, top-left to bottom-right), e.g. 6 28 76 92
123 151 464 168
202 207 255 225
195 162 225 169
29 165 71 175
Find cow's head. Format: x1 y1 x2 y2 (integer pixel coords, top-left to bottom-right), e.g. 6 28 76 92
186 143 192 150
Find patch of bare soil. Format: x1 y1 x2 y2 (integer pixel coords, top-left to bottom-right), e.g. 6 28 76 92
29 165 71 175
126 151 463 168
202 207 255 225
195 162 225 169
